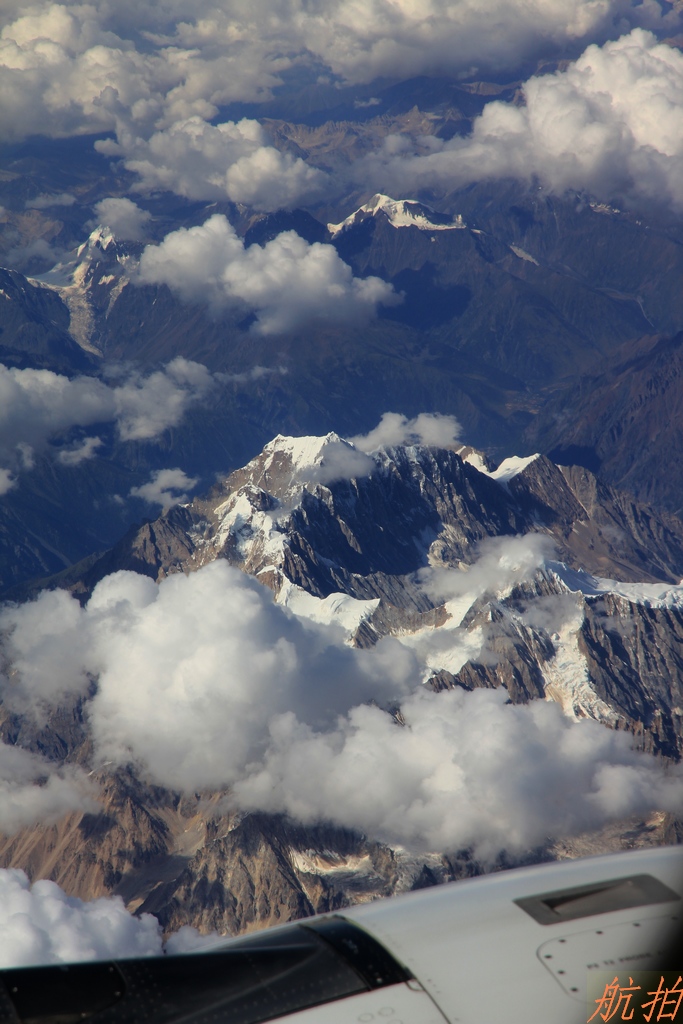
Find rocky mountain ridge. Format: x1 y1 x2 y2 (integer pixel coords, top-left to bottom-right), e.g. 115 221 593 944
70 433 683 598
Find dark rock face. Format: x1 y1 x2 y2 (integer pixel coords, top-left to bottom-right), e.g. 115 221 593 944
579 595 683 759
527 330 683 512
0 268 92 373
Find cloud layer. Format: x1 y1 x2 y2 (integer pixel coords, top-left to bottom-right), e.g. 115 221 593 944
1 2 678 143
234 685 683 858
137 215 399 333
3 6 683 220
0 357 213 488
1 545 681 859
366 28 683 211
0 562 417 789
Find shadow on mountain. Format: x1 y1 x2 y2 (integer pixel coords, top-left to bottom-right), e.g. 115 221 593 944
381 264 472 328
548 445 602 475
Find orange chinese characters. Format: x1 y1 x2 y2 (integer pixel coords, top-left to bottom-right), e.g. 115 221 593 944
589 976 642 1022
641 976 683 1023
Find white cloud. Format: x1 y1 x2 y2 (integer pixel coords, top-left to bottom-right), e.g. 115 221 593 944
300 440 375 485
0 869 161 966
130 467 199 511
111 358 214 441
234 685 683 859
92 197 151 240
0 561 416 788
1 2 677 146
25 192 76 209
84 565 416 792
0 869 219 967
366 28 683 211
2 3 679 222
0 357 214 483
299 0 680 85
0 743 97 835
137 215 399 334
1 543 681 860
57 436 103 466
108 117 327 210
417 534 556 605
351 412 462 451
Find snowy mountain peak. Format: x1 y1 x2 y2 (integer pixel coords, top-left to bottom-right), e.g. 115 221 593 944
76 225 117 257
30 226 137 354
263 432 348 472
327 194 466 237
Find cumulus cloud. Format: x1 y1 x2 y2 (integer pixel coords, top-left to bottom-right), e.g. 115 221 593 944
0 870 161 966
130 468 199 511
367 28 683 211
1 2 678 147
0 869 219 967
92 197 151 240
0 357 213 484
234 685 683 859
351 412 462 451
418 534 556 606
0 3 284 144
106 117 327 210
137 215 399 334
3 2 680 222
1 544 681 859
285 0 680 85
0 744 96 835
0 562 418 789
112 358 214 441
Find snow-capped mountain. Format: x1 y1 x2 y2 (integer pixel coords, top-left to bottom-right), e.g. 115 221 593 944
77 431 683 595
31 226 138 354
328 194 466 237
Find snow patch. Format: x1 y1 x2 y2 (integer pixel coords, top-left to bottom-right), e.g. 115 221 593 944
213 491 287 562
488 453 540 485
590 202 621 215
548 562 683 609
509 244 539 265
262 432 345 474
541 595 618 724
277 580 378 637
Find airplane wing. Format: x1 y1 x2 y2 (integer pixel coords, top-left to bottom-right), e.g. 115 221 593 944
0 846 680 1024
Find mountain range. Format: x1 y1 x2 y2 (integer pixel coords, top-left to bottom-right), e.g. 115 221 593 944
2 24 683 956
